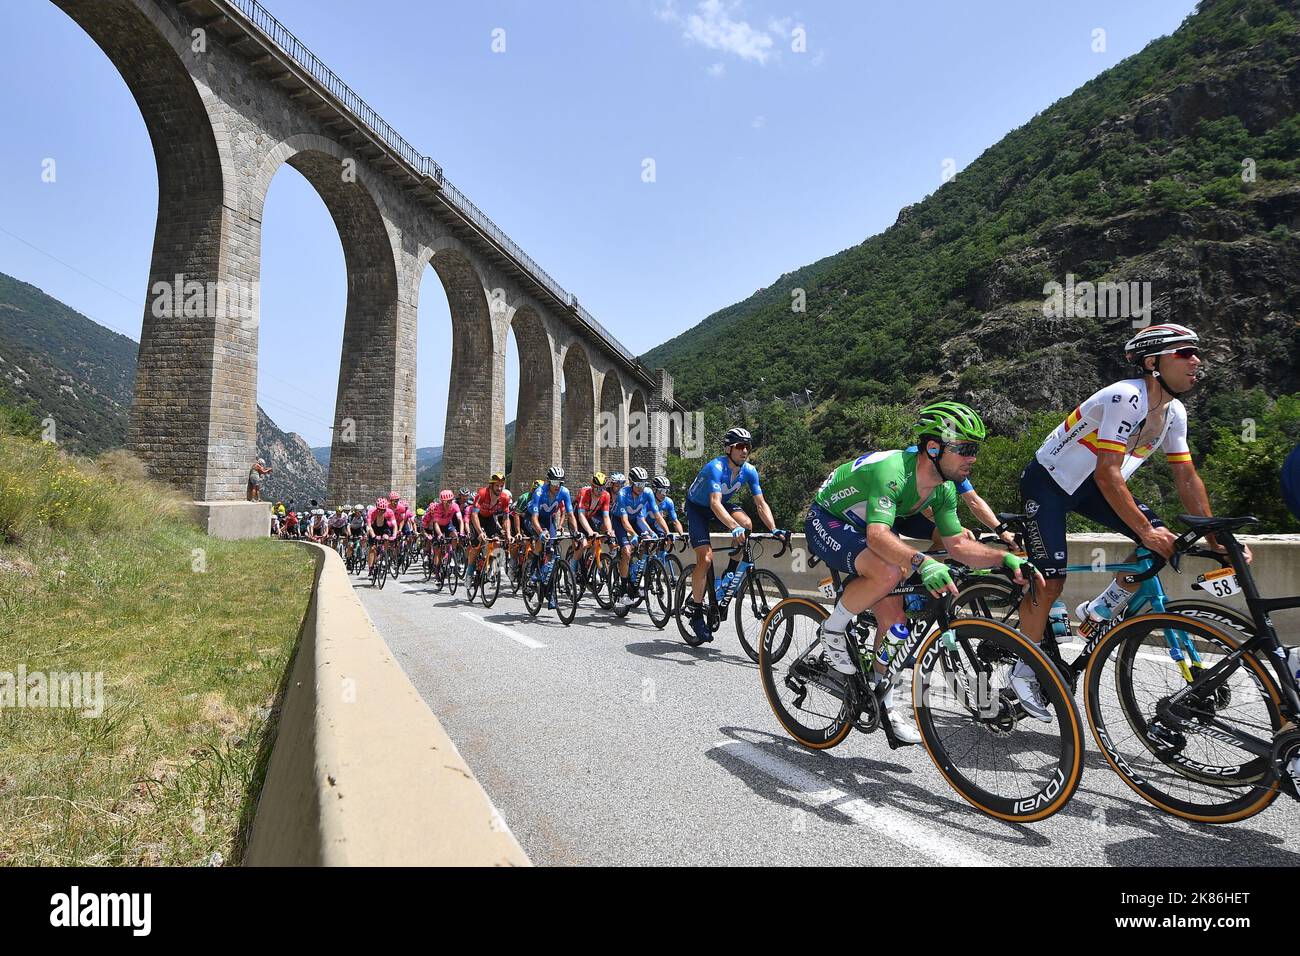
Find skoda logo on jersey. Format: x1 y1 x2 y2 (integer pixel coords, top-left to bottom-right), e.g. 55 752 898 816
829 487 856 504
1026 499 1040 517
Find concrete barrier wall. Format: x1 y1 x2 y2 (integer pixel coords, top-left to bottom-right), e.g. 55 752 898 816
245 542 530 866
702 533 1300 633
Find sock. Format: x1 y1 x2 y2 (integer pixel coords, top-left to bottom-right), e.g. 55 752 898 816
1088 579 1132 618
824 600 854 633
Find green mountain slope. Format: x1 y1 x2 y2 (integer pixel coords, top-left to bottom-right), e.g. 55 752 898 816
0 270 327 503
643 0 1300 462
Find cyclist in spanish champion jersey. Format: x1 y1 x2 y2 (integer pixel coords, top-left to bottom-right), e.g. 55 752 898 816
806 402 1043 738
682 427 787 642
1016 325 1253 704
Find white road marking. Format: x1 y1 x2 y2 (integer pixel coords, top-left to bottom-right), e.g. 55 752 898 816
461 611 547 649
713 740 1001 867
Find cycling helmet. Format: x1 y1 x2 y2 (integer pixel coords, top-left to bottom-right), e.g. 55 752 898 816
376 497 390 509
629 466 649 484
352 504 363 512
913 401 987 444
489 472 506 483
547 465 565 482
609 472 626 483
416 508 425 517
534 479 546 489
723 426 752 447
439 489 454 502
1125 323 1198 363
592 471 607 486
458 486 471 497
652 475 670 491
388 491 400 502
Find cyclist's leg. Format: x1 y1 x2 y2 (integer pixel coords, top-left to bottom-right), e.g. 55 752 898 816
1072 482 1165 618
685 500 715 605
1018 460 1071 641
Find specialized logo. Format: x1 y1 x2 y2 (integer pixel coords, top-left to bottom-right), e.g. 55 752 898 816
1025 499 1040 517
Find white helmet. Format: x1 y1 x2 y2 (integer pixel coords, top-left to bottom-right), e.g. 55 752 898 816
1124 323 1199 364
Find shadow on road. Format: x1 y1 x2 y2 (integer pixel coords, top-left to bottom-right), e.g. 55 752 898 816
707 724 1052 853
624 638 756 670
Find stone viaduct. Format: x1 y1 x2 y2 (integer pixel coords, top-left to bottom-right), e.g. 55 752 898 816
53 0 681 531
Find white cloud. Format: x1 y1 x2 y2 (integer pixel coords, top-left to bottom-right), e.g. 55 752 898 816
706 61 726 77
659 0 778 65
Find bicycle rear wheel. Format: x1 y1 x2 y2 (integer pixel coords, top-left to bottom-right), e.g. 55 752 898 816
1084 613 1283 823
912 620 1083 822
758 598 856 749
736 569 789 663
466 560 481 602
590 553 615 610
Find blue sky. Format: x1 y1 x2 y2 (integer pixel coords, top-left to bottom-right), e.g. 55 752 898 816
1 0 1197 447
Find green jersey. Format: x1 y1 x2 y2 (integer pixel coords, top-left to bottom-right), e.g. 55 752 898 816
812 449 962 538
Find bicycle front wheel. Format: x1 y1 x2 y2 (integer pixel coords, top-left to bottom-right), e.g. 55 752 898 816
758 598 855 749
736 569 789 663
1084 613 1283 824
481 554 502 608
522 556 543 617
553 560 579 626
645 561 672 630
913 620 1083 823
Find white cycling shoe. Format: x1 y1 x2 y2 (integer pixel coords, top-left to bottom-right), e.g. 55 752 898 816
819 626 857 675
1010 659 1053 722
879 683 922 744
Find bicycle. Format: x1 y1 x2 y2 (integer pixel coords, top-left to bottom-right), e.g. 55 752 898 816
950 513 1256 694
613 533 690 628
368 537 395 589
522 532 580 625
572 530 617 610
673 532 791 661
464 534 504 608
1082 515 1300 823
758 556 1085 823
423 533 461 595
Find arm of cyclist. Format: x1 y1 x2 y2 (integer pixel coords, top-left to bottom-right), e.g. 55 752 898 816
959 488 1017 547
1094 452 1177 558
708 491 745 541
1169 459 1252 565
752 492 780 535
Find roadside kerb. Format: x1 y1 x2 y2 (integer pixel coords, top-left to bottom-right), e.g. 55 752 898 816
245 542 530 866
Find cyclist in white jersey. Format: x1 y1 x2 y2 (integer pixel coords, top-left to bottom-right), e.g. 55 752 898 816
1014 324 1253 716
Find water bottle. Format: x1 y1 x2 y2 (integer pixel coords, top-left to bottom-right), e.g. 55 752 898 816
878 623 909 666
1048 601 1070 639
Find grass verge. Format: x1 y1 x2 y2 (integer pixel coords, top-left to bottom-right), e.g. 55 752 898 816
0 431 314 865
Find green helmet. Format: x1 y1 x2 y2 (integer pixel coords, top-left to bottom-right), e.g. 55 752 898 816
914 401 987 444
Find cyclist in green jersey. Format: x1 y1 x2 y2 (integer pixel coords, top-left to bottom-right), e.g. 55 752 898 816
805 402 1044 737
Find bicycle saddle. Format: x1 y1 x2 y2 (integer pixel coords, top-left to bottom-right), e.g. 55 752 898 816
1178 514 1258 534
996 512 1027 524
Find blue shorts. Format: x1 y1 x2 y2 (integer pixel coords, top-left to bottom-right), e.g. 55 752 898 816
1019 459 1164 578
685 499 744 548
613 518 636 547
893 513 936 542
804 502 870 575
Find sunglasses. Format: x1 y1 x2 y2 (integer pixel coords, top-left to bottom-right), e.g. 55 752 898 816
730 443 751 452
1152 346 1200 359
945 441 981 457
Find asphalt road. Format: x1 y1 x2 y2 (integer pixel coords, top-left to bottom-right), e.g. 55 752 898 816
354 564 1300 867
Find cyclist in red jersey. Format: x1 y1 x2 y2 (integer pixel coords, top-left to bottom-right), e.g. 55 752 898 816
465 472 512 573
572 472 612 571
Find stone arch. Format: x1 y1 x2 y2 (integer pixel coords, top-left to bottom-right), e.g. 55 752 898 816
507 304 556 496
599 371 626 476
416 237 499 493
251 136 403 505
52 0 234 499
561 344 597 483
628 388 653 477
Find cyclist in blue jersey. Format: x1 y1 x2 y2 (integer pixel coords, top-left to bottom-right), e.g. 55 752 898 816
651 476 684 536
613 466 670 608
897 444 1016 548
683 426 787 643
529 466 577 540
